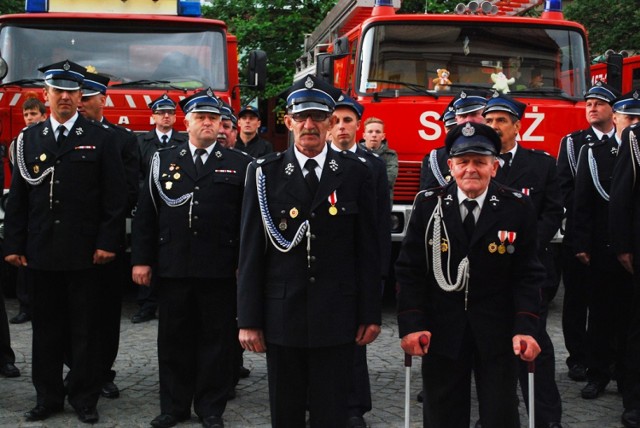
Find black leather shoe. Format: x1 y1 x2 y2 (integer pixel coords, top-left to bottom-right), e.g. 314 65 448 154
568 363 587 381
347 415 367 428
101 380 120 398
131 308 156 323
9 312 31 324
76 406 99 424
202 415 224 428
24 404 63 421
0 362 20 377
581 380 608 399
622 408 639 428
239 366 251 378
151 413 191 428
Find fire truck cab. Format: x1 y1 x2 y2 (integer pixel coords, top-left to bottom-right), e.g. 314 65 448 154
0 0 266 188
296 0 590 243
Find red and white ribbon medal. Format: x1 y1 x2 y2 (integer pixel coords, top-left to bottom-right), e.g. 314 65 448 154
497 230 508 254
328 191 338 216
506 231 517 254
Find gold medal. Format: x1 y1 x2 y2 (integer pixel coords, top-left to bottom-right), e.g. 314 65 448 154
445 175 451 182
33 165 40 174
39 153 47 162
498 244 506 254
165 181 173 190
440 239 448 252
488 242 497 253
173 172 181 180
289 207 298 218
329 205 338 216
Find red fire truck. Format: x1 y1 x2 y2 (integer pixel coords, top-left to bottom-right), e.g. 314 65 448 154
0 0 266 189
296 0 590 242
590 51 640 92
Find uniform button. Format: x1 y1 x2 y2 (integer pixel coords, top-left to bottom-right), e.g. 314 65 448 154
194 186 200 191
341 207 346 212
311 234 316 240
54 220 60 224
309 277 316 283
54 180 60 184
310 212 316 218
193 231 198 236
54 200 60 204
193 200 199 205
310 256 316 262
56 160 61 165
193 215 199 220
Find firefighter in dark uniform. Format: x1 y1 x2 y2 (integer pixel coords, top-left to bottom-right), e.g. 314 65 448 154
78 70 140 400
3 60 127 424
331 94 391 428
574 91 639 403
609 92 640 428
132 89 250 428
134 94 188 324
557 82 619 382
396 122 542 428
420 100 457 190
237 75 382 428
482 93 563 427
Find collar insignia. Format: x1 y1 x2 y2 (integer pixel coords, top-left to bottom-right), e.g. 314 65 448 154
285 163 294 175
329 159 339 171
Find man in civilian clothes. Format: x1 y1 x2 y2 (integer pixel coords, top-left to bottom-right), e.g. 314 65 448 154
3 59 127 423
132 89 250 428
237 75 381 428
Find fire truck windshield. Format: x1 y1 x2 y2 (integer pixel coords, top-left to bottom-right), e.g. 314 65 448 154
0 24 227 90
357 22 588 99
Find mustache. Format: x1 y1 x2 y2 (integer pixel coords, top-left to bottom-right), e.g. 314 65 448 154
300 130 320 137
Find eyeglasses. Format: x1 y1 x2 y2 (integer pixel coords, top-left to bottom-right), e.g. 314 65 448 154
290 111 330 123
153 110 176 116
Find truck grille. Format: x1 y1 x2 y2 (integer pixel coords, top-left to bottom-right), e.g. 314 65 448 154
393 161 421 203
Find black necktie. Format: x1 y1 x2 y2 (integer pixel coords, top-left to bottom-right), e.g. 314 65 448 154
194 148 206 176
304 159 319 195
57 125 67 146
463 199 478 239
499 152 512 176
161 134 168 145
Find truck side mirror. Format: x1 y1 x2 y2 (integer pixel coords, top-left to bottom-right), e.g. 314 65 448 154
333 36 349 57
247 50 267 91
606 53 623 94
316 53 334 85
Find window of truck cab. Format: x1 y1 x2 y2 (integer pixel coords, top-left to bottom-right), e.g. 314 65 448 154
356 21 588 99
0 23 227 90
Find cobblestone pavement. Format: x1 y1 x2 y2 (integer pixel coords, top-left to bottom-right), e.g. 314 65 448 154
0 285 626 428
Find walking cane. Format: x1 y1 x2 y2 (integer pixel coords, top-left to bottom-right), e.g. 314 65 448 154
405 334 429 428
520 340 535 428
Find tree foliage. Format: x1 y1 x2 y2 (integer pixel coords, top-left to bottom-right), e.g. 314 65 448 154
203 0 337 101
565 0 640 57
0 0 23 15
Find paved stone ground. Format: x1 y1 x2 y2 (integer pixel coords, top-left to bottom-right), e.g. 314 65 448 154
0 285 626 428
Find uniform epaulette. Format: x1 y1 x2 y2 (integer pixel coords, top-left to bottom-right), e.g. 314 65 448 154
527 148 553 157
224 146 252 159
227 147 251 157
417 186 445 201
631 122 640 130
254 151 283 166
86 119 111 131
340 150 371 169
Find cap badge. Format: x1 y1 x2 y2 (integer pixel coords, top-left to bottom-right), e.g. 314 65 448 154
491 90 500 98
595 81 603 87
304 76 314 89
461 122 475 137
86 65 97 74
206 88 213 97
338 95 345 101
162 94 169 100
285 163 294 175
460 91 467 99
63 61 71 71
329 159 338 171
634 91 639 100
